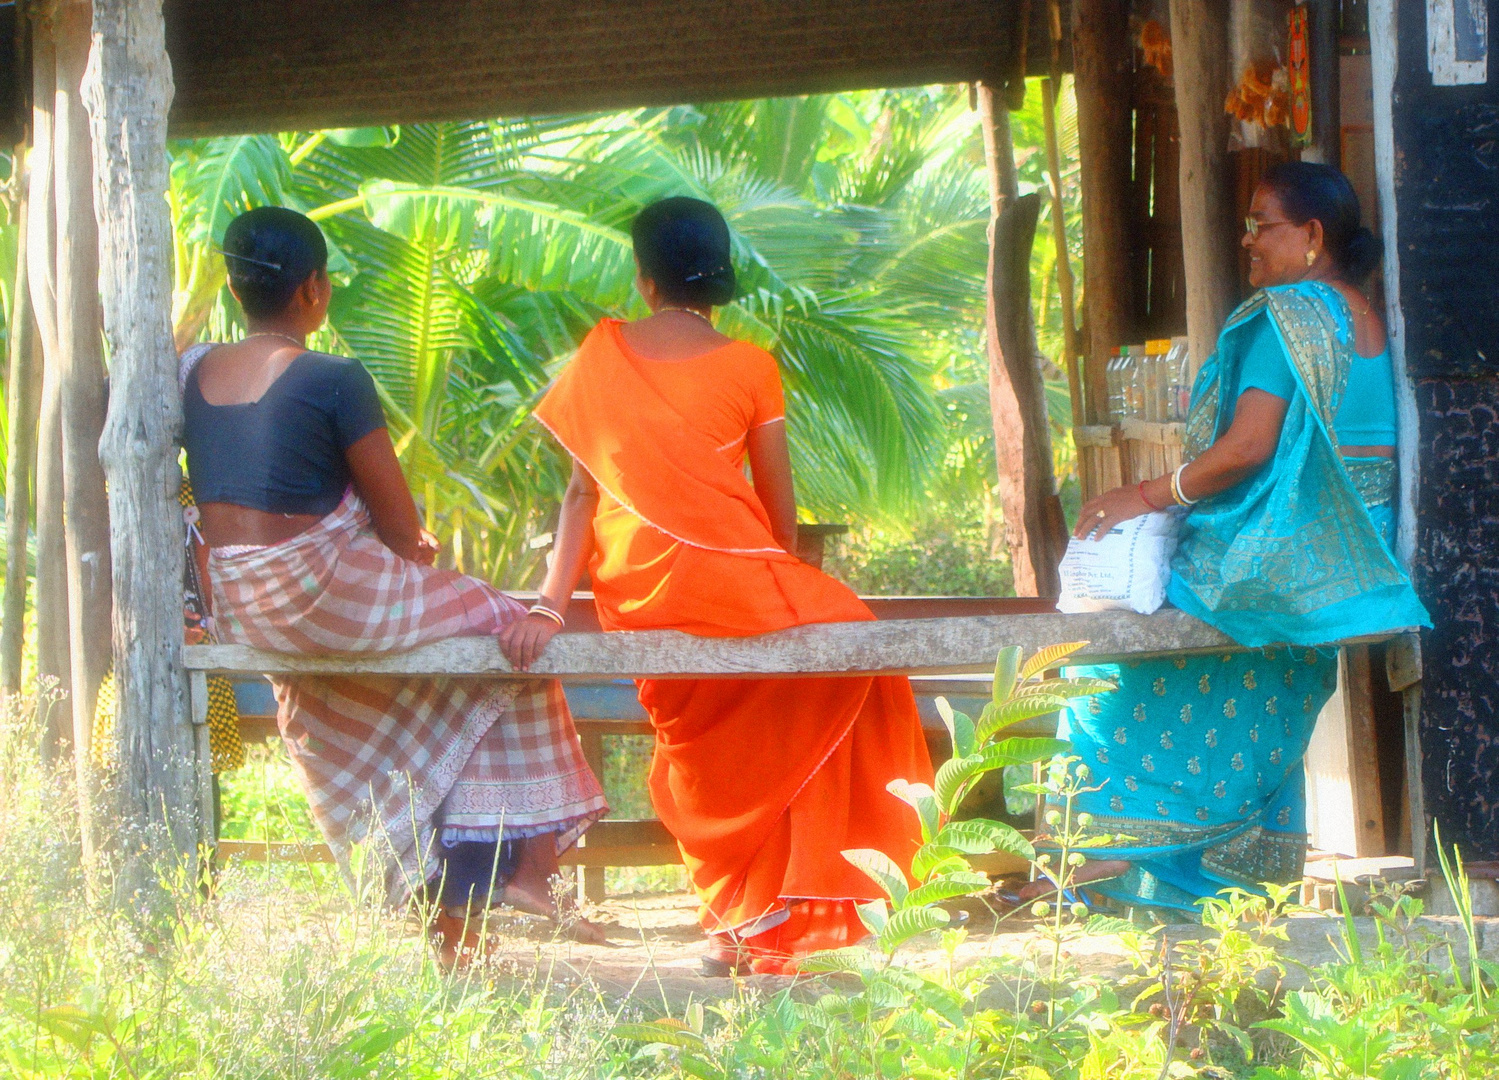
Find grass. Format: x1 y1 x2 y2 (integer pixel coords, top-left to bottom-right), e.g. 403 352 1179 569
5 683 1499 1077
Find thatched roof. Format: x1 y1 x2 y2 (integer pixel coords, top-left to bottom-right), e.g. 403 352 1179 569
161 0 1064 136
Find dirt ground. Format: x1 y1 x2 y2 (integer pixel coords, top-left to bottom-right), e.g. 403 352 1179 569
452 887 1498 1006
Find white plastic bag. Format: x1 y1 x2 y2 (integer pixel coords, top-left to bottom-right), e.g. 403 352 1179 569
1057 510 1183 615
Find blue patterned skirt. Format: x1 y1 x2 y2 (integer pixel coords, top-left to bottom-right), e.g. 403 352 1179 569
1056 647 1339 912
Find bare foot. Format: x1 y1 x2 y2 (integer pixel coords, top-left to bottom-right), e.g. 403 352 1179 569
502 836 611 945
1016 859 1131 903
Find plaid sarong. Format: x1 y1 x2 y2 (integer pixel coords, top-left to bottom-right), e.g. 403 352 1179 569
208 490 606 903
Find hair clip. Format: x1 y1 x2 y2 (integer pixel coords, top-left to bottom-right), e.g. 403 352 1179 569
218 249 283 272
682 266 727 283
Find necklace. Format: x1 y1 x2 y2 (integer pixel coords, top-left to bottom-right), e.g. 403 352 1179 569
659 306 713 325
243 331 306 348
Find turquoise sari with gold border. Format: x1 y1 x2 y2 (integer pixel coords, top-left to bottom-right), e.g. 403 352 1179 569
1055 282 1429 914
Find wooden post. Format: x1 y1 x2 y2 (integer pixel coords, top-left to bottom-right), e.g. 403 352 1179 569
2 150 38 695
55 0 114 861
27 21 72 762
1041 0 1082 428
977 85 1067 598
84 0 201 874
1168 0 1239 373
1072 0 1135 422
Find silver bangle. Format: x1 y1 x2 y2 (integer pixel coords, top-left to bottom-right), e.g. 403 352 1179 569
1171 463 1199 507
527 603 565 628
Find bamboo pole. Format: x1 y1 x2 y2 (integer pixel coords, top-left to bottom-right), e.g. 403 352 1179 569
27 18 72 763
1 147 38 696
55 0 113 862
86 0 202 876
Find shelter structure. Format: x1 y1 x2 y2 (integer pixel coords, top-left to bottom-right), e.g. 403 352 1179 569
0 0 1494 884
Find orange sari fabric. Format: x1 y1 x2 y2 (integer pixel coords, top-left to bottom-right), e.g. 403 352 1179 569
535 320 932 966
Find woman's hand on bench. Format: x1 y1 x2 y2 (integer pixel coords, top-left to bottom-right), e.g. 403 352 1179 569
499 611 562 671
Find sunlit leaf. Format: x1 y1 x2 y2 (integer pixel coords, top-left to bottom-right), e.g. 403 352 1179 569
843 848 908 905
1018 641 1091 681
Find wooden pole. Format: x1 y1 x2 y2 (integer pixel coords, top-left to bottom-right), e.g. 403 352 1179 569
27 19 72 762
2 148 39 696
55 0 114 862
1168 0 1239 373
978 85 1068 597
1072 0 1136 422
85 0 201 875
1041 0 1083 428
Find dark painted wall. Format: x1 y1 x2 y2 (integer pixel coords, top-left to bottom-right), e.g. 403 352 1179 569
1394 1 1499 856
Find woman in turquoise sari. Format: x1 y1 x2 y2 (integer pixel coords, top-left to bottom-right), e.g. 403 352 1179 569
1050 162 1430 914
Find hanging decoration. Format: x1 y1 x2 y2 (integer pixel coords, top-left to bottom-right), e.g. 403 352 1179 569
1288 6 1312 147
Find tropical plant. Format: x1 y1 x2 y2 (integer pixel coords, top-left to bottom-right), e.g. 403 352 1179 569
161 83 1086 589
809 642 1111 962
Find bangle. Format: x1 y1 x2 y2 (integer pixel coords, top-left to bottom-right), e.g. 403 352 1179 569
527 603 565 629
1138 480 1167 512
1170 463 1199 507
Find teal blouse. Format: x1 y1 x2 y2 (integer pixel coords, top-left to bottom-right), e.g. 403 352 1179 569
1235 314 1398 446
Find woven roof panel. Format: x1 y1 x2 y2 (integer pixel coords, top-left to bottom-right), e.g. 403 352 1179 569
163 0 1060 136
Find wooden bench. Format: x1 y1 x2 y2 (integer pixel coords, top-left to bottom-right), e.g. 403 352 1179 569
185 604 1425 894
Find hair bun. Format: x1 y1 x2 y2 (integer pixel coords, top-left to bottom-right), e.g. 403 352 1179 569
1341 226 1383 284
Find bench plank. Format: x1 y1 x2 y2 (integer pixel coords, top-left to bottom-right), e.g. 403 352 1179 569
187 611 1251 679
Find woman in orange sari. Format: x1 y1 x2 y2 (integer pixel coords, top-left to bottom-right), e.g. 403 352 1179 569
502 197 932 975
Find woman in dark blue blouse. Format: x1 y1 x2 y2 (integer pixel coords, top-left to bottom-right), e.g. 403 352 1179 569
182 207 607 960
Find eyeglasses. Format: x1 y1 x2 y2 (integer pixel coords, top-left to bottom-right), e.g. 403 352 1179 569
1244 217 1296 239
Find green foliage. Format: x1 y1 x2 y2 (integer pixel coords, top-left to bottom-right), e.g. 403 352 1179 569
831 643 1105 958
2 678 1499 1080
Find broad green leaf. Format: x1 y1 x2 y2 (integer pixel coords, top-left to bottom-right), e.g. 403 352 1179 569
975 695 1071 742
933 696 975 758
902 871 991 909
1019 641 1090 681
612 1022 708 1050
935 819 1034 859
1014 676 1117 700
911 843 971 882
985 737 1072 766
934 754 988 817
842 848 908 904
992 646 1021 702
878 905 950 951
798 946 876 976
856 898 889 936
885 779 939 843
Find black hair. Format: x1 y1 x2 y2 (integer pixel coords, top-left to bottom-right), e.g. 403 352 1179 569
221 206 329 318
1260 161 1383 284
631 197 737 307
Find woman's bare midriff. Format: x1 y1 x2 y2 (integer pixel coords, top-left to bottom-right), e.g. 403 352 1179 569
1341 444 1396 459
199 502 323 548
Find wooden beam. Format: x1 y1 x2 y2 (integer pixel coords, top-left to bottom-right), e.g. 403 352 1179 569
160 0 1065 137
1072 0 1135 422
87 0 201 876
54 0 112 862
183 611 1268 679
1168 0 1239 373
1 148 37 695
27 24 71 763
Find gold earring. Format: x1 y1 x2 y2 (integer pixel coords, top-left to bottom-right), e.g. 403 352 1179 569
1305 249 1317 266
